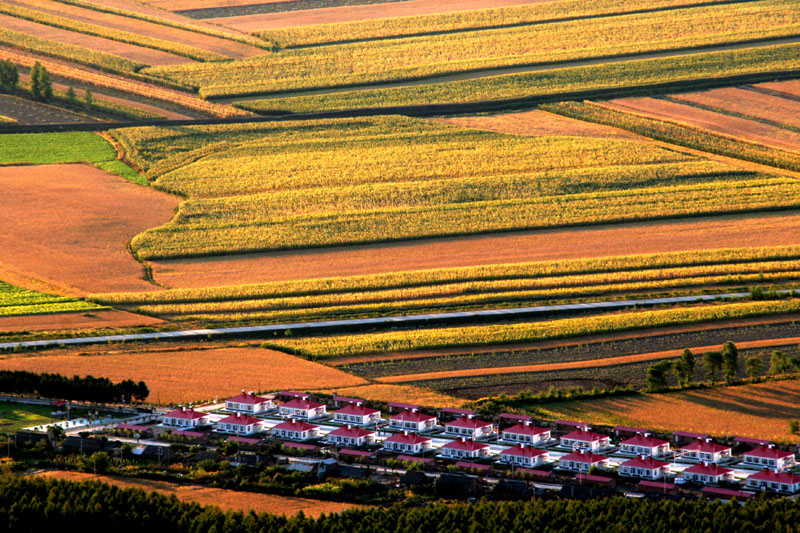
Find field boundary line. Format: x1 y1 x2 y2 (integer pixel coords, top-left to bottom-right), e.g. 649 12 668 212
374 337 800 384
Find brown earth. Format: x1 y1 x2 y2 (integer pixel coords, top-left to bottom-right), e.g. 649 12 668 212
146 0 297 11
0 163 180 296
670 87 800 130
0 13 190 66
435 109 641 139
209 0 549 32
331 314 800 365
374 336 800 383
0 309 164 333
754 79 800 98
601 97 800 153
150 210 800 289
0 344 366 404
36 471 361 516
6 0 265 59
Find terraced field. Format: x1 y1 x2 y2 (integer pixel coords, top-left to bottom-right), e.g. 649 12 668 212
0 281 102 317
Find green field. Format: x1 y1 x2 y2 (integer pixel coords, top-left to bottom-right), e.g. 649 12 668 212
108 116 797 260
0 403 58 434
0 281 103 318
143 0 799 98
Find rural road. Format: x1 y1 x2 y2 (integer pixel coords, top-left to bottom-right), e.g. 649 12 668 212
217 36 800 104
0 290 780 351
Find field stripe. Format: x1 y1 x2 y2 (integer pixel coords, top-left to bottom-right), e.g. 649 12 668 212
374 337 800 384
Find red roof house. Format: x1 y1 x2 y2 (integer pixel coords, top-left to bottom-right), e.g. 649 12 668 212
441 438 490 459
501 423 550 445
271 419 319 441
279 398 326 420
746 470 800 493
162 407 209 429
333 404 381 426
681 440 732 463
619 435 670 457
326 425 376 447
620 457 671 480
383 431 433 454
498 445 549 467
683 463 733 485
389 410 436 432
560 429 611 452
559 450 609 472
225 391 273 414
743 446 795 470
444 416 494 438
216 413 264 435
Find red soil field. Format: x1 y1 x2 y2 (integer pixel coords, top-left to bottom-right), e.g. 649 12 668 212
0 14 189 66
0 163 179 295
37 471 361 517
209 0 549 32
0 309 164 333
670 88 800 130
374 337 800 383
6 0 264 59
150 210 800 289
0 345 366 404
754 79 800 98
601 97 800 152
436 109 640 139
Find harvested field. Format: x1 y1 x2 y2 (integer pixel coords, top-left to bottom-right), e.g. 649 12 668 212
150 210 800 289
0 345 366 404
0 309 164 333
754 79 800 98
206 0 548 31
0 163 179 295
536 379 800 443
0 93 94 124
373 337 800 384
36 471 360 517
0 13 190 66
670 87 800 130
434 110 640 139
602 97 800 152
313 384 463 407
5 0 264 59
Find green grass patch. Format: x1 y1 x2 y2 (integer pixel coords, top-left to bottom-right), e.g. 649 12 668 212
0 281 104 318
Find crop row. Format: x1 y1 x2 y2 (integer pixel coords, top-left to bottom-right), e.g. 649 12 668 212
265 299 800 359
258 0 718 47
0 301 102 317
0 3 227 63
541 100 800 172
131 176 800 259
146 0 800 98
239 42 800 114
93 245 800 306
0 281 103 317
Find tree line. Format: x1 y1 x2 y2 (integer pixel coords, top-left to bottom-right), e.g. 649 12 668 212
1 476 799 532
0 370 148 403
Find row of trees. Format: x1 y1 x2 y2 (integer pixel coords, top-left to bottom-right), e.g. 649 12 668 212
647 341 800 391
0 60 91 107
0 370 148 403
2 476 800 532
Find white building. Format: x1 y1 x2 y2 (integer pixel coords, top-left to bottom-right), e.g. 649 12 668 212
162 407 209 429
333 403 381 426
498 445 549 468
327 425 376 447
743 446 795 470
271 419 319 441
383 432 433 454
501 423 550 445
225 391 273 415
560 429 611 452
683 463 733 485
619 457 670 480
680 440 733 463
389 410 437 432
216 413 263 435
619 435 670 457
440 438 490 460
279 398 326 420
444 416 494 439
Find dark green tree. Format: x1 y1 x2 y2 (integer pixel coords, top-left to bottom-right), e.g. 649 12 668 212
66 86 77 105
0 60 19 91
646 360 672 392
703 351 723 383
721 341 739 382
745 356 763 381
30 62 53 101
769 350 793 375
680 348 695 383
83 89 93 109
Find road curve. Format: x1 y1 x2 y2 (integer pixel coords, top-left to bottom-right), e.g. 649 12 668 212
0 291 773 351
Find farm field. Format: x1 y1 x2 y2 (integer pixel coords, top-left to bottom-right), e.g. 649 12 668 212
0 402 62 434
669 87 800 130
0 309 165 334
0 132 180 295
0 94 96 125
0 344 367 404
146 0 800 98
533 379 800 443
0 281 102 318
313 384 461 408
36 471 361 517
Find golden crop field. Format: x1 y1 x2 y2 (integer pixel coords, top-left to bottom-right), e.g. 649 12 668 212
313 384 463 407
535 379 800 443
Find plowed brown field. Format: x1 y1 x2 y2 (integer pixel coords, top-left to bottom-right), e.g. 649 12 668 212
0 14 189 66
374 337 800 384
313 384 462 407
209 0 548 32
0 345 366 404
754 80 800 98
0 309 164 333
150 210 800 289
6 0 264 58
0 164 180 295
436 109 640 139
539 379 800 443
37 471 361 516
601 97 800 152
671 88 800 130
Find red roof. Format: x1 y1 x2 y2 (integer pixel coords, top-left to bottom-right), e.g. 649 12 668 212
227 436 260 445
503 423 549 437
745 446 793 459
442 408 475 416
396 455 432 464
560 451 607 464
734 436 770 446
614 425 649 434
620 435 669 448
562 429 608 443
174 430 205 438
674 431 709 439
280 391 309 399
685 463 733 477
748 470 800 484
499 413 533 422
390 411 436 423
227 392 271 405
388 402 421 411
282 398 325 410
702 487 753 499
385 432 432 445
446 418 493 430
577 474 615 485
500 445 548 459
518 468 552 478
273 419 318 432
556 420 589 429
682 441 731 454
282 442 318 450
621 457 670 470
333 395 363 404
334 404 380 417
329 426 375 438
456 461 491 470
339 448 374 457
639 480 676 491
164 408 207 420
442 439 490 452
218 414 262 426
